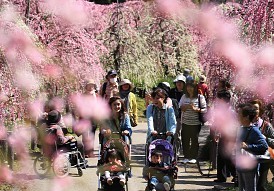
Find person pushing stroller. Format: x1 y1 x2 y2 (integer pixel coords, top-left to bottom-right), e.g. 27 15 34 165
143 150 173 191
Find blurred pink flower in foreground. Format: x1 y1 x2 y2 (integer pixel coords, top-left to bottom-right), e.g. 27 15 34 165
40 0 88 26
73 119 91 136
8 127 30 160
62 114 74 128
27 100 44 121
0 166 13 183
51 176 72 191
155 0 185 17
14 70 40 91
0 125 7 140
71 94 111 120
43 64 63 79
256 45 274 67
210 100 238 137
48 97 65 113
236 154 257 170
0 92 9 103
210 101 239 157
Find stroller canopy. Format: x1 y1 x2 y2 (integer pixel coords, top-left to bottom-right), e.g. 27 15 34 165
148 139 174 162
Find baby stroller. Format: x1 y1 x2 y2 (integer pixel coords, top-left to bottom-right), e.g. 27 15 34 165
34 129 87 178
145 133 178 165
97 133 132 191
144 134 178 191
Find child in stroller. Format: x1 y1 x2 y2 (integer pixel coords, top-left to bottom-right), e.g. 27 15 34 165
99 149 126 186
97 137 131 191
143 139 178 191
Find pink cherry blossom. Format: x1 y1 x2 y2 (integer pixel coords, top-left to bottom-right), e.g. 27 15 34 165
27 99 44 121
73 119 91 136
7 127 31 160
71 94 111 120
43 64 63 79
14 70 40 91
51 176 72 191
0 166 13 183
40 0 89 26
235 154 257 170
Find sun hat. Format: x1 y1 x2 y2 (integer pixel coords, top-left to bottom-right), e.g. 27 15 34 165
106 70 117 78
173 75 186 83
119 79 134 91
46 110 61 125
85 79 96 85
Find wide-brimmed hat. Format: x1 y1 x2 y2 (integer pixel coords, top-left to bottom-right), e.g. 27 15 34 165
106 70 117 78
85 79 97 89
119 79 134 91
199 75 206 83
46 110 61 125
173 75 186 83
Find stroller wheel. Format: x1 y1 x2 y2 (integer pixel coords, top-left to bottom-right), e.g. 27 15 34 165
53 153 70 178
77 167 83 177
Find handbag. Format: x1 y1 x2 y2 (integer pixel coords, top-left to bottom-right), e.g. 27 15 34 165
130 115 138 127
198 94 207 125
242 126 270 162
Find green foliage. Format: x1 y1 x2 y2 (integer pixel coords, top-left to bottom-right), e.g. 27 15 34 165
136 94 146 120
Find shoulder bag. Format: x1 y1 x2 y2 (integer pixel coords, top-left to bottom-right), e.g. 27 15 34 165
198 94 207 125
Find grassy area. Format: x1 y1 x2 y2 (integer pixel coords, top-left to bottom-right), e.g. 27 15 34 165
136 94 146 122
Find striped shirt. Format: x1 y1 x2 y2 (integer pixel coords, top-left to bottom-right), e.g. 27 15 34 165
179 94 207 125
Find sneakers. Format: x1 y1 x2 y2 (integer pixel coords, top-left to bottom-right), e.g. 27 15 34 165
163 182 170 191
151 188 156 191
182 158 189 163
107 178 113 185
119 178 125 186
188 159 196 164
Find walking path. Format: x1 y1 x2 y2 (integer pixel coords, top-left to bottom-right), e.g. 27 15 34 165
12 122 236 191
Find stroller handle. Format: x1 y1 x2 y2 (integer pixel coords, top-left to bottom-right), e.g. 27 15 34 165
147 132 174 143
111 131 132 144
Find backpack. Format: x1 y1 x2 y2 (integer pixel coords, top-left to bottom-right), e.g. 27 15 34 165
171 98 179 119
101 82 107 97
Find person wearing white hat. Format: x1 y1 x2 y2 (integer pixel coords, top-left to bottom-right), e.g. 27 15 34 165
170 74 186 155
119 79 138 127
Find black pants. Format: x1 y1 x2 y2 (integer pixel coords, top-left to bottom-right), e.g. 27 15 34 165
217 138 236 181
181 123 200 159
257 162 270 191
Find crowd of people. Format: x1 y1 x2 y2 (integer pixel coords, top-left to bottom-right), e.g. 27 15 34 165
33 68 274 191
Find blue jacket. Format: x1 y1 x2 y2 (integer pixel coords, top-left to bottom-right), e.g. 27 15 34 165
105 114 132 136
146 104 176 138
240 125 268 155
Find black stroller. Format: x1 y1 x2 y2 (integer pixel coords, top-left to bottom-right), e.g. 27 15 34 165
97 133 132 191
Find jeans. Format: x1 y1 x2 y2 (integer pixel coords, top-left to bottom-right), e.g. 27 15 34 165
149 175 171 189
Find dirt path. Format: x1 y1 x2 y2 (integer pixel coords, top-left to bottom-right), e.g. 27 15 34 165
10 123 237 191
